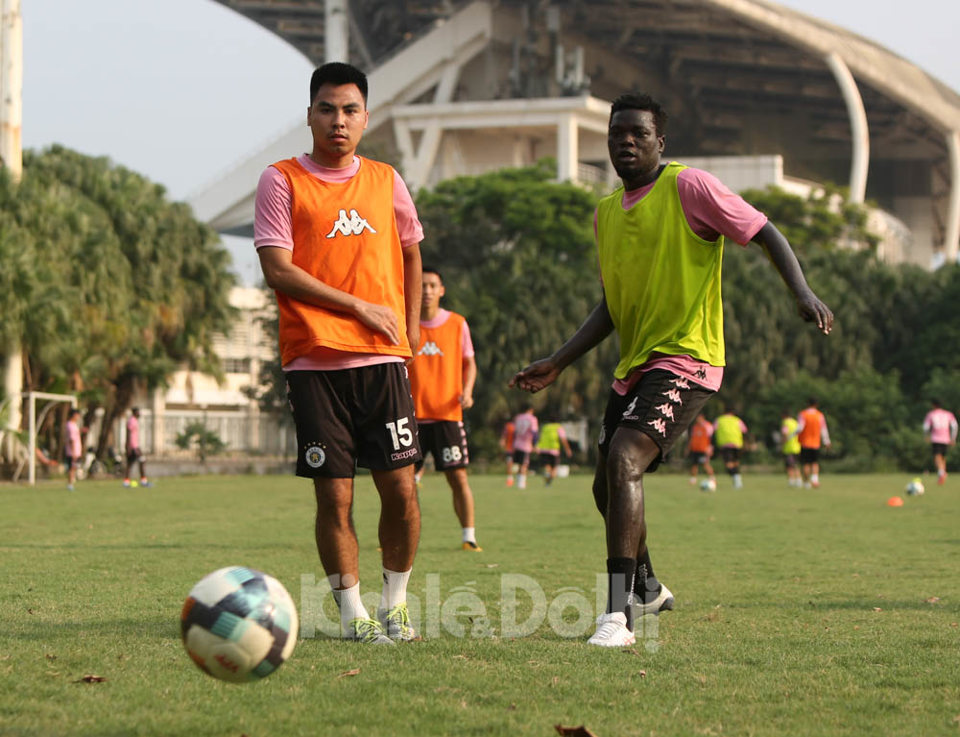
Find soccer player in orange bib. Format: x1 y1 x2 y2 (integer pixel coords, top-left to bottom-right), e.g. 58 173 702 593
408 268 482 551
796 397 831 488
255 62 423 645
686 412 715 486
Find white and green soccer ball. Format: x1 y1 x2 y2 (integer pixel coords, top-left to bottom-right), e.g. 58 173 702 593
181 566 298 683
905 478 925 496
699 477 717 493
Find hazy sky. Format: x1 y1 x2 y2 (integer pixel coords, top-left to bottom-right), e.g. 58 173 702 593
18 0 960 282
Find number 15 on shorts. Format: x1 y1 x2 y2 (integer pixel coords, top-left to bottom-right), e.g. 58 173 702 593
386 418 414 450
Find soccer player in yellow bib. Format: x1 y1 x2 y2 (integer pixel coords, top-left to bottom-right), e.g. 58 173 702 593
780 410 802 487
511 92 833 647
535 421 573 486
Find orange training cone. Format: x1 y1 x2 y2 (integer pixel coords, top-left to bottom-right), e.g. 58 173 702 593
887 496 904 507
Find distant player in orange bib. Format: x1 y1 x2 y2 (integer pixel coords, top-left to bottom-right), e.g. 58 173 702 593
408 268 482 551
795 397 831 488
686 412 715 486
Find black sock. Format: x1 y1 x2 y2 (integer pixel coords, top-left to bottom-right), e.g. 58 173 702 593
606 557 636 631
634 548 661 603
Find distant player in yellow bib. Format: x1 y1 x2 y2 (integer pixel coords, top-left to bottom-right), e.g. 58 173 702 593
780 410 801 487
535 421 573 486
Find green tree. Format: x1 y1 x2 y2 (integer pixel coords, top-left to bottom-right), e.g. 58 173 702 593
0 146 236 466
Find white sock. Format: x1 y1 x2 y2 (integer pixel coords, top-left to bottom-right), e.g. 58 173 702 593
518 474 527 488
811 473 819 484
380 567 411 611
462 527 476 544
332 582 369 632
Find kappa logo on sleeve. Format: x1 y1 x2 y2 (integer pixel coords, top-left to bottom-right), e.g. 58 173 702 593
326 208 377 238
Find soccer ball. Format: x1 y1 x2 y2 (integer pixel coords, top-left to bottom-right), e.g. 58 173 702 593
699 477 717 493
181 566 298 683
905 478 925 496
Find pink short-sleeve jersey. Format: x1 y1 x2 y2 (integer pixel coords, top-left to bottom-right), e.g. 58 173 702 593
127 415 140 450
924 408 958 444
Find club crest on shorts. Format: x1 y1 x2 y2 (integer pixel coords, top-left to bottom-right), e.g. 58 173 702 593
305 444 326 468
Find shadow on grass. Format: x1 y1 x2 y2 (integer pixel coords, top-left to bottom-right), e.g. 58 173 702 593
11 617 180 641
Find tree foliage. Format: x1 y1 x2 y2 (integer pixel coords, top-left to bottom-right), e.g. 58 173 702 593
0 146 236 462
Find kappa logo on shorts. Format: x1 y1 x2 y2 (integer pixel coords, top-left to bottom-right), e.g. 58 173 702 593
654 402 676 421
670 377 691 389
662 388 683 405
305 444 326 469
325 208 377 238
648 418 668 436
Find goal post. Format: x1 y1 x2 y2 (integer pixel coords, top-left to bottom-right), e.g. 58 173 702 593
25 391 77 486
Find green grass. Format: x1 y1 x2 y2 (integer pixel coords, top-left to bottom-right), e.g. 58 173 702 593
2 471 959 736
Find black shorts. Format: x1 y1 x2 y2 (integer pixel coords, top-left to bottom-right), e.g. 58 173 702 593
783 453 798 469
799 447 820 464
417 421 469 471
932 443 948 457
539 451 560 469
511 449 531 466
720 447 741 464
689 451 710 466
598 369 714 472
127 447 143 463
286 363 421 479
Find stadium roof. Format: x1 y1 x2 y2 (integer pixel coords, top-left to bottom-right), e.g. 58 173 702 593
205 0 960 261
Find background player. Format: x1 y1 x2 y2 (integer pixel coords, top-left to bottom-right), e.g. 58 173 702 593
922 399 957 485
714 407 748 489
535 419 573 485
408 267 482 551
795 397 831 488
780 409 802 487
686 412 715 486
507 405 539 489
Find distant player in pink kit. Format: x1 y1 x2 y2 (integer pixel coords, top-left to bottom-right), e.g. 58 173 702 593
923 399 957 485
124 407 150 488
507 406 539 489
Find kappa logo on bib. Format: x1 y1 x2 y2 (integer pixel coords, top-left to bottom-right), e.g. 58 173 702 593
418 341 444 357
326 208 377 238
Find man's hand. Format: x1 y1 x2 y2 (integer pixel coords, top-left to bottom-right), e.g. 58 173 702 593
510 358 562 394
460 393 474 410
354 302 401 344
796 291 834 335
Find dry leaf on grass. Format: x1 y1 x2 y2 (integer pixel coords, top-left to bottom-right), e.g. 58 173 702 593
554 725 598 737
925 596 941 604
336 668 361 679
74 674 107 683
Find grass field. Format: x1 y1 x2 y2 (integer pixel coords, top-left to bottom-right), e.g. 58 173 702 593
2 470 958 736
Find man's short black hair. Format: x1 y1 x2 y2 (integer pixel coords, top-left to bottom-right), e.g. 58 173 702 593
609 93 668 136
422 266 443 283
310 62 368 104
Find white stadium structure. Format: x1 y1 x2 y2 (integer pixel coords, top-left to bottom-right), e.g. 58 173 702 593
193 0 960 267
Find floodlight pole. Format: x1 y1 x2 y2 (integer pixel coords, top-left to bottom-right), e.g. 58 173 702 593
1 0 24 461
